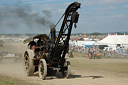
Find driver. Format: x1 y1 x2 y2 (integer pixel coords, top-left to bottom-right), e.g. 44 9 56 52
28 41 36 49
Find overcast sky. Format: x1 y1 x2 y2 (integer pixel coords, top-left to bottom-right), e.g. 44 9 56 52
0 0 128 34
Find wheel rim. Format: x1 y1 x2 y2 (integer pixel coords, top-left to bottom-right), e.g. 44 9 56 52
24 50 35 76
62 59 71 78
24 54 29 75
38 59 47 80
39 62 44 78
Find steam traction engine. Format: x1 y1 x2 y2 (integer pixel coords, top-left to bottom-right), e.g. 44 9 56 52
23 2 81 80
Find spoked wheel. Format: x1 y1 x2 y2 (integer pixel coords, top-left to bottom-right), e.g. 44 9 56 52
23 50 35 76
62 58 71 78
38 59 47 80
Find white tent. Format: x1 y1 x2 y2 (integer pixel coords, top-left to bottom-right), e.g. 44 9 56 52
98 34 128 45
96 34 128 50
69 40 95 47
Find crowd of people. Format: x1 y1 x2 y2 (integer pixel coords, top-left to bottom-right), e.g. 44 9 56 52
69 44 86 53
69 44 128 58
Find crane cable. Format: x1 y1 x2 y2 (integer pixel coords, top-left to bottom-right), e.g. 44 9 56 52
53 13 65 28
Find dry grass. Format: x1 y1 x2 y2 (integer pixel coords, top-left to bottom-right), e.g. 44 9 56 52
70 52 128 77
1 42 128 78
0 74 35 85
0 42 27 54
1 42 128 84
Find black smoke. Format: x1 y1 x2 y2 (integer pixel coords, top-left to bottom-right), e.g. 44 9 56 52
0 5 55 34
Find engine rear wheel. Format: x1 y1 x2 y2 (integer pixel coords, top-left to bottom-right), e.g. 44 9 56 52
38 59 47 80
23 50 35 76
62 58 71 78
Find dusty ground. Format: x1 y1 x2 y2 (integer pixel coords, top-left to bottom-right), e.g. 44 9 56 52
0 42 128 85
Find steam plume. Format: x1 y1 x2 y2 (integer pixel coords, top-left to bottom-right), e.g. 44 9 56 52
0 5 54 34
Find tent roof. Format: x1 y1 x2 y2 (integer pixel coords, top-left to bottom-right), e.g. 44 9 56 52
98 35 128 45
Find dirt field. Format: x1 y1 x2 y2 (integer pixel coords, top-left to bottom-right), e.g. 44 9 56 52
0 42 128 85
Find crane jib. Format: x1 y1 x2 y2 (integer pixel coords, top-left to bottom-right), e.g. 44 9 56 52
52 2 81 64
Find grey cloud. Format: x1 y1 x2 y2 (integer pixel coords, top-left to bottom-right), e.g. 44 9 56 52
124 5 128 8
